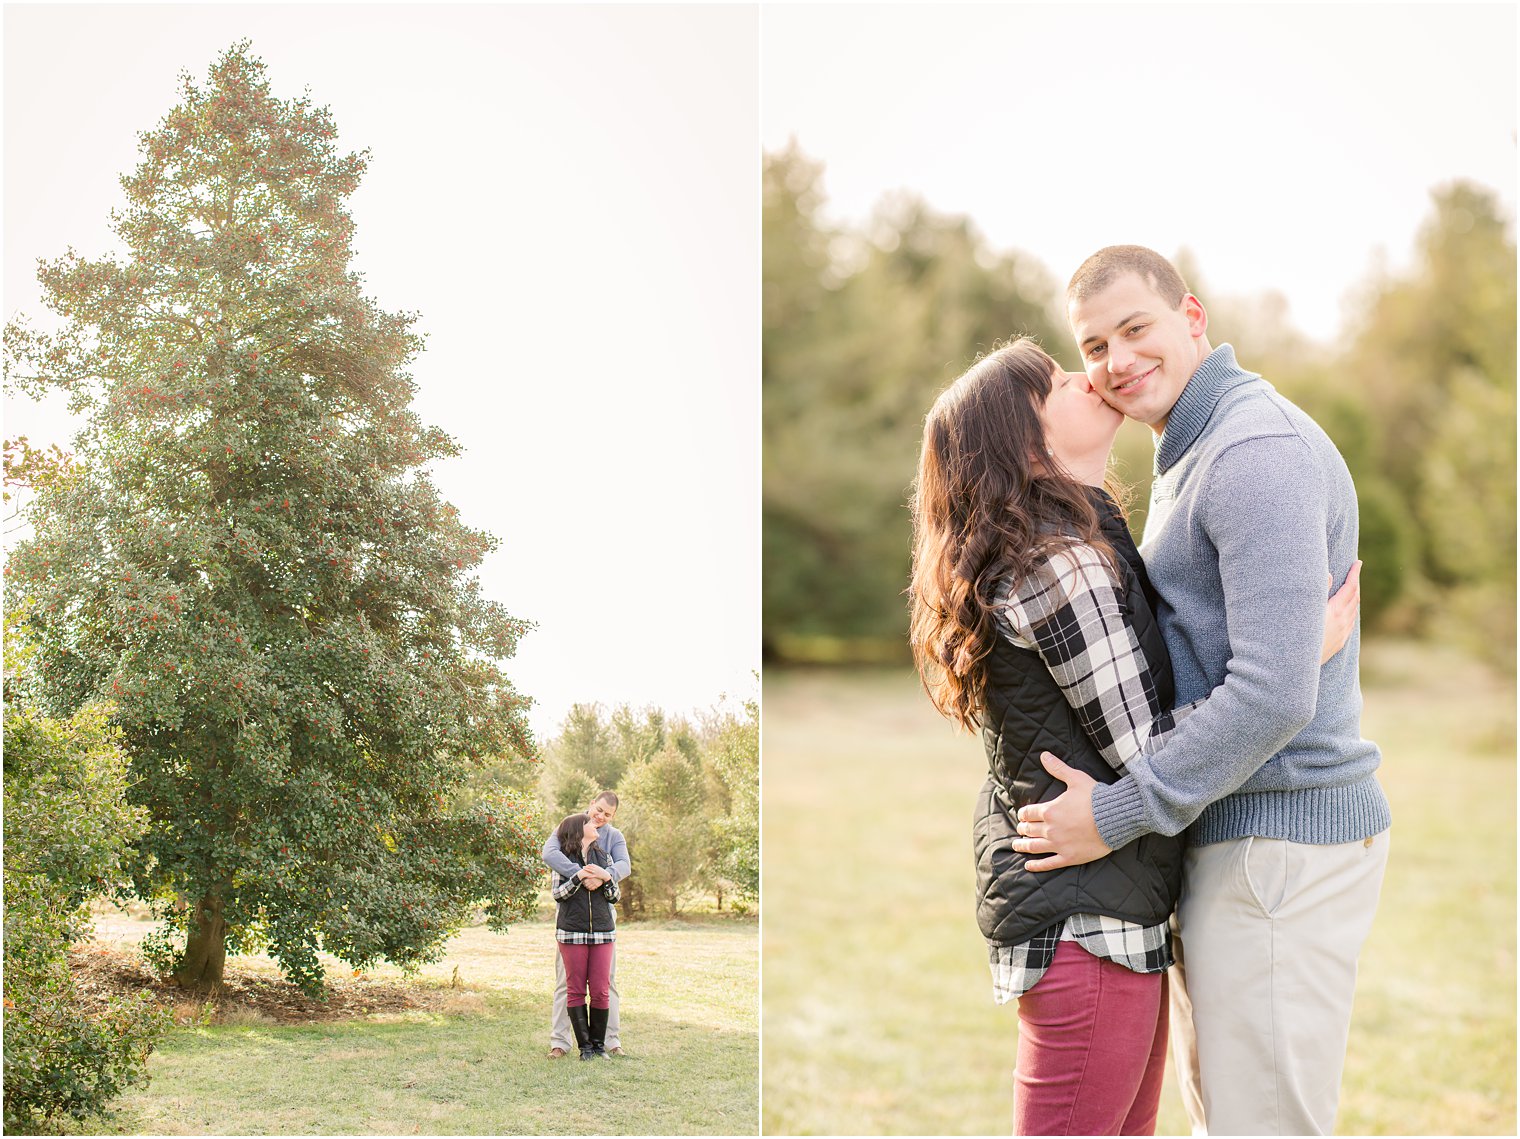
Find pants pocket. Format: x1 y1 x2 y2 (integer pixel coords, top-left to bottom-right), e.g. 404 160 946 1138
1240 835 1291 917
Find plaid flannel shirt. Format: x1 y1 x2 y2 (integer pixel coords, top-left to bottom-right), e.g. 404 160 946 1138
552 853 621 945
988 541 1201 1003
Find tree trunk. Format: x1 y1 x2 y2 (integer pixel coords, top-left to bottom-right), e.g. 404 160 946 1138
173 892 227 990
618 877 644 921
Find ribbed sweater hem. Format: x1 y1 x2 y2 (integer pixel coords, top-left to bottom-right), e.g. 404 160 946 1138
1186 775 1392 846
1094 773 1392 850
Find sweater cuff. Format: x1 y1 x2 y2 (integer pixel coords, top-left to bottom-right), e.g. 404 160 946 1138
1092 777 1151 850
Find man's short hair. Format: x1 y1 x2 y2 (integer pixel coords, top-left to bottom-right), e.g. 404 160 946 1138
592 791 619 809
1067 245 1190 309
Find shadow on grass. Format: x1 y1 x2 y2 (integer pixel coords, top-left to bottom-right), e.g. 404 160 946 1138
84 991 757 1136
50 917 758 1137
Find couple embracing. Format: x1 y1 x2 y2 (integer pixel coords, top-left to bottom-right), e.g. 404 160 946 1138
542 791 630 1061
911 246 1392 1136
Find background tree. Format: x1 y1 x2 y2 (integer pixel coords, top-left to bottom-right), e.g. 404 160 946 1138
557 702 621 784
763 145 1068 660
1338 182 1516 665
537 702 674 834
610 703 674 769
606 707 697 918
617 742 710 917
532 697 758 916
703 695 759 908
3 601 170 1130
3 43 543 997
542 765 600 822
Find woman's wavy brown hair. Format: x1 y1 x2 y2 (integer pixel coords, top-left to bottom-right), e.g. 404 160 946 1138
909 338 1119 731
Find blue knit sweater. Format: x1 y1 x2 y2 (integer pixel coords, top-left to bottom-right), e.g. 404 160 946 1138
1090 345 1391 849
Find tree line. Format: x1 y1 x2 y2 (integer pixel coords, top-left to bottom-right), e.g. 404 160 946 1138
763 143 1516 672
533 697 760 919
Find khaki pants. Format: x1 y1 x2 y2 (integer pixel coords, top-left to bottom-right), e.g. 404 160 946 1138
550 947 621 1050
1169 831 1390 1135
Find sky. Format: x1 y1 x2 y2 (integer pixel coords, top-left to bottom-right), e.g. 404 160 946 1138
4 4 760 738
760 3 1517 345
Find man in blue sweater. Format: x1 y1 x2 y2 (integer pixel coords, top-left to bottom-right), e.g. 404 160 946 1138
1012 246 1391 1135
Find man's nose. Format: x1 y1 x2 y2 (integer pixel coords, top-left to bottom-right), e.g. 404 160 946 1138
1107 341 1134 373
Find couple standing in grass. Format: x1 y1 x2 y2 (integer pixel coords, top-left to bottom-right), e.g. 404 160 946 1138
541 791 630 1061
911 246 1390 1135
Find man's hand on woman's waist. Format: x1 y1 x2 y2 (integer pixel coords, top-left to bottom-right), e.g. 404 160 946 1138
1013 752 1114 871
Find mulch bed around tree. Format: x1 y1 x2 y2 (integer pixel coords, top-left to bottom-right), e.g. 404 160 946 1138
68 942 460 1025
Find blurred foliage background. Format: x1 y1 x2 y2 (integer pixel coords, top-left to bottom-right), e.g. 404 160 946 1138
521 695 759 920
762 142 1517 671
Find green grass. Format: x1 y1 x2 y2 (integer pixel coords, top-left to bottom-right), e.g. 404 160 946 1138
69 916 757 1135
760 639 1516 1136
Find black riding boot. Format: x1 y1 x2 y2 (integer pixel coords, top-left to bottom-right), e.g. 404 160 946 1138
567 1004 595 1061
588 1005 610 1059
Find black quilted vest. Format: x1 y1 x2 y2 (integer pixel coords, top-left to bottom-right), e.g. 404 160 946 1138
972 489 1185 946
555 846 619 937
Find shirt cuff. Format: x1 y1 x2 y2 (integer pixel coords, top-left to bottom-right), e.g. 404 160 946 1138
1092 776 1150 850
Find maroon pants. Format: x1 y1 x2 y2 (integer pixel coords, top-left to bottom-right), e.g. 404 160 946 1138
1012 939 1168 1136
558 942 613 1009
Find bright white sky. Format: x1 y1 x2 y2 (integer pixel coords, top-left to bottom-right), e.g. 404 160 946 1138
761 3 1517 345
4 4 760 739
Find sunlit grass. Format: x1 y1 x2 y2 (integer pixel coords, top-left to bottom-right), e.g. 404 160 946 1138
67 917 757 1136
761 639 1515 1135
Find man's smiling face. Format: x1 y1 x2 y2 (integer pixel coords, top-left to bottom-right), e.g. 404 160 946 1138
1068 271 1208 433
588 799 616 828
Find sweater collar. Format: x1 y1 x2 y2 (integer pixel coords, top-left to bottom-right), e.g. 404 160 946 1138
1154 344 1261 473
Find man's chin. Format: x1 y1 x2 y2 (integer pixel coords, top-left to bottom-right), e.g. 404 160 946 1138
1098 398 1133 422
1109 398 1158 426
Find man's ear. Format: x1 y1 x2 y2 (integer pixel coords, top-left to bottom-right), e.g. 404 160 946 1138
1182 293 1208 338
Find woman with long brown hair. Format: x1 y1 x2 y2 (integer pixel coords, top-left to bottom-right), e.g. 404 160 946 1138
909 339 1358 1134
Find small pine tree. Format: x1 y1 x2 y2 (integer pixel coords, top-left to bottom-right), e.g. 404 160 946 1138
707 696 758 905
619 743 708 916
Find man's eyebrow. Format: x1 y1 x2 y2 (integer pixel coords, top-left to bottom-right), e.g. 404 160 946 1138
1080 309 1150 349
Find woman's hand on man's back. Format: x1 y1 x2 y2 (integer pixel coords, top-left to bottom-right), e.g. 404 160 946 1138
1320 560 1363 665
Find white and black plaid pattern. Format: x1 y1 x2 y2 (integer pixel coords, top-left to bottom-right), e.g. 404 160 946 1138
1001 543 1184 774
989 914 1173 1003
551 868 620 944
555 929 618 945
987 541 1194 1003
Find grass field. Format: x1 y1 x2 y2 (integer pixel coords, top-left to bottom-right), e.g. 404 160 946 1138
761 638 1516 1136
64 912 758 1136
